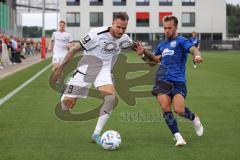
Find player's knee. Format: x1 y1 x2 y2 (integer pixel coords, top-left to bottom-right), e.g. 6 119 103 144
157 96 171 112
61 96 76 111
174 107 184 116
100 95 116 116
161 105 171 112
158 101 171 112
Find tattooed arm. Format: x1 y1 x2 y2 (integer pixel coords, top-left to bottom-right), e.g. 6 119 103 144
133 41 161 66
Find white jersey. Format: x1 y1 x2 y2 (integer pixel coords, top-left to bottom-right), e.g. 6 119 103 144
51 31 73 57
78 26 133 75
63 27 133 98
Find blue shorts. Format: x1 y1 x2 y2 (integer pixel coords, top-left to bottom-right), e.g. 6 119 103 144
152 80 187 98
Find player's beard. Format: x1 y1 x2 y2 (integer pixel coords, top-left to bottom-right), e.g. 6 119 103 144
112 30 123 39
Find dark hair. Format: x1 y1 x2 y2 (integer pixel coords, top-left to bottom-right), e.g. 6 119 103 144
163 15 178 27
113 12 129 21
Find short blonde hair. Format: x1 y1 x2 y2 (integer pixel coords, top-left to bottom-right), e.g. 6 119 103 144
163 15 178 27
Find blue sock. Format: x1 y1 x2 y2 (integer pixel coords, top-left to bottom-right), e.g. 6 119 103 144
163 112 179 135
183 107 195 121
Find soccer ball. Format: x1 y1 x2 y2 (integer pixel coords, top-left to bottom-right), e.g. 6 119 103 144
101 130 121 151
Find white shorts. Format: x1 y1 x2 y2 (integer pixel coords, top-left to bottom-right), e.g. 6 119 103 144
62 69 113 99
52 55 65 64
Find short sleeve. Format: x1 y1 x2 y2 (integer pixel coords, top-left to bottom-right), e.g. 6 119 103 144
120 34 133 49
79 30 99 51
154 43 163 56
179 36 194 53
124 34 133 44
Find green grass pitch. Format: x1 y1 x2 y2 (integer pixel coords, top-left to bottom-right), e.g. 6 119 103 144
0 51 240 160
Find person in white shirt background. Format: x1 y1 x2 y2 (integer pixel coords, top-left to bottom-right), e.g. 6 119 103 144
48 20 73 71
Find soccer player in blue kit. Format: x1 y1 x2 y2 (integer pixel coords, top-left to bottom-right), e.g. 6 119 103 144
135 15 204 146
189 31 200 49
189 31 200 68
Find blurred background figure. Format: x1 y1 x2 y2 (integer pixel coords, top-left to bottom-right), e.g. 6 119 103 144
189 31 200 68
48 20 73 71
0 34 12 69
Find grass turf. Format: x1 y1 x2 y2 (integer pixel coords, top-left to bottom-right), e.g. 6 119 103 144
0 51 240 160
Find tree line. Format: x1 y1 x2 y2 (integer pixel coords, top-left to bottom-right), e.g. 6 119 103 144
22 26 55 38
227 4 240 36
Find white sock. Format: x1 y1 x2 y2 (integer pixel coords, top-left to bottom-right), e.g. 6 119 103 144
93 113 110 135
174 132 182 140
192 117 199 126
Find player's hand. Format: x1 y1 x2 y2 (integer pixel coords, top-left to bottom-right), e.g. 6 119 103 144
67 43 74 49
48 47 52 52
194 55 203 63
133 41 145 56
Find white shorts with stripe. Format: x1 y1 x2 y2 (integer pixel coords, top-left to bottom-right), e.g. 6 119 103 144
62 69 113 99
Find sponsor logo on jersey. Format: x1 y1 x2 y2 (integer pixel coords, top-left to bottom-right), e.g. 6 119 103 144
170 41 176 48
102 42 121 54
162 48 174 57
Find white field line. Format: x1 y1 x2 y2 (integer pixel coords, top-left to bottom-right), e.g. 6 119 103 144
0 63 51 106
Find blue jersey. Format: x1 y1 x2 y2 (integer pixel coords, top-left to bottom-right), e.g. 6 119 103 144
189 37 199 48
154 36 194 83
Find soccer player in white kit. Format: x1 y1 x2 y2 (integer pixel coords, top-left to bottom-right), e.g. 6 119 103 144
48 20 73 71
53 12 142 145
